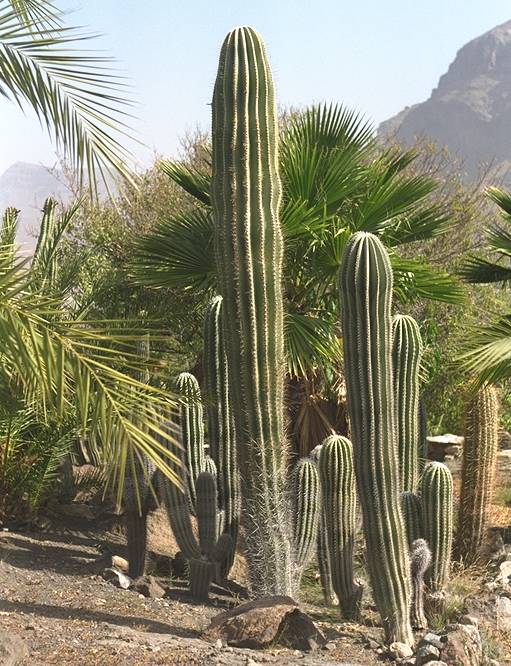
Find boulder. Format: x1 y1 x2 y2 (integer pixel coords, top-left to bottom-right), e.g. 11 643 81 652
102 567 131 590
439 623 482 666
0 632 28 665
130 575 166 598
389 642 414 659
204 596 326 651
496 596 511 630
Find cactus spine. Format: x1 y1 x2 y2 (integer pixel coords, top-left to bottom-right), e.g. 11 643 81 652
292 457 320 574
339 231 413 645
457 385 499 565
421 461 453 591
174 372 205 509
401 491 422 549
318 435 363 619
212 26 294 595
392 314 423 492
203 295 240 574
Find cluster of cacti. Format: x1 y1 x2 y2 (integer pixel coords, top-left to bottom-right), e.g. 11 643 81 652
161 467 232 599
340 231 413 645
421 461 453 592
457 385 499 565
318 435 363 619
392 314 423 492
211 26 294 596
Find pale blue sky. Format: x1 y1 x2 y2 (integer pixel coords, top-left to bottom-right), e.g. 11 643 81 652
2 0 511 175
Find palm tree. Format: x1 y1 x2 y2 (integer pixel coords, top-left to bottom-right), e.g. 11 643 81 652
460 187 511 384
131 104 463 452
0 203 180 506
1 0 136 191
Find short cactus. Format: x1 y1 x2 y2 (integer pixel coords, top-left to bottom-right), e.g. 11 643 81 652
410 538 432 630
292 457 320 574
421 461 453 591
318 435 363 619
174 372 205 509
401 491 422 549
203 295 240 574
161 469 231 600
392 314 423 492
212 26 294 595
457 385 499 565
339 231 413 645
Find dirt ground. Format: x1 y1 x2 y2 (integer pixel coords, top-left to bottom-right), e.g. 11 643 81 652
0 507 384 665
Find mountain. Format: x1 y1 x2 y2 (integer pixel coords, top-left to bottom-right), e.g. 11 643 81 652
0 162 71 249
379 20 511 181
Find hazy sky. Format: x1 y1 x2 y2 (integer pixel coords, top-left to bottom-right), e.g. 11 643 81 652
2 0 511 175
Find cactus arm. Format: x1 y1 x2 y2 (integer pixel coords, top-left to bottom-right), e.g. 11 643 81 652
400 491 423 549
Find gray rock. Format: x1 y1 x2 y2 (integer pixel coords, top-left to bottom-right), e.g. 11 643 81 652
389 642 414 659
416 644 440 665
496 596 511 630
422 633 445 650
0 633 28 666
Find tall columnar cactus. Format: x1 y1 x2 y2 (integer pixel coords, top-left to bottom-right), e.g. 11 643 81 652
174 372 205 509
410 538 432 630
401 491 423 549
339 231 413 645
421 461 453 591
392 314 423 492
292 457 320 576
161 469 232 600
457 385 499 565
211 26 294 595
318 435 363 619
203 295 240 574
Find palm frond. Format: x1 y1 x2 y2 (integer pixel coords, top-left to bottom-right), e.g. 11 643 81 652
459 256 511 285
391 256 465 304
159 159 211 205
487 186 511 217
8 0 61 30
460 316 511 385
285 311 341 378
130 208 214 289
0 2 136 192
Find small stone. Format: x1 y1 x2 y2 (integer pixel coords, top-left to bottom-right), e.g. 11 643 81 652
246 659 258 666
111 555 129 573
416 643 440 665
389 641 414 659
422 663 447 666
324 642 336 651
488 660 500 666
367 639 380 650
459 615 478 627
422 632 444 649
102 567 131 589
214 639 223 649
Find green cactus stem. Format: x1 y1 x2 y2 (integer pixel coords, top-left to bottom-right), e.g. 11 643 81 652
203 295 240 574
339 231 413 645
401 491 423 550
292 457 320 574
421 461 453 591
392 314 423 492
212 26 294 596
318 435 363 620
174 372 205 509
457 385 499 566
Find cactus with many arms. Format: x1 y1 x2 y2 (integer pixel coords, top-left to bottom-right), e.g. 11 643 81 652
457 385 499 565
401 491 423 549
318 435 363 619
339 231 413 645
421 461 453 591
292 457 320 576
392 314 423 492
211 26 294 595
203 295 240 574
174 372 205 510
